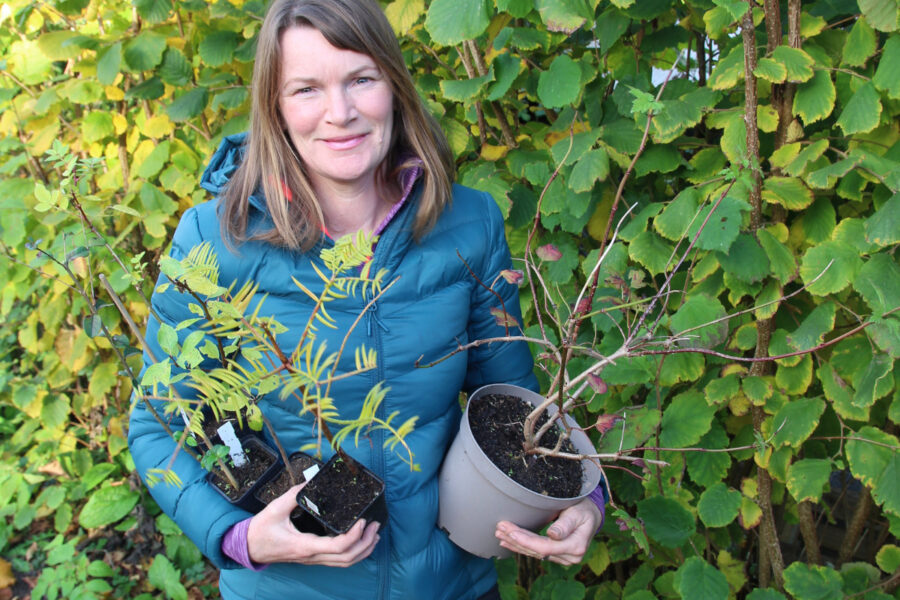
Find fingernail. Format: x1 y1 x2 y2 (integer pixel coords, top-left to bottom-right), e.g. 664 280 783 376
508 532 519 542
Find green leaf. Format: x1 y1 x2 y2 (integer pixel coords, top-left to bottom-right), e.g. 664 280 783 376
771 397 825 448
673 557 729 600
793 70 835 124
836 81 882 135
698 482 741 527
440 69 494 102
654 188 698 242
159 49 192 87
709 46 744 90
199 31 239 67
842 17 877 67
787 302 835 352
166 88 209 122
41 395 70 429
659 352 705 386
757 229 796 283
637 495 695 548
141 358 171 388
537 55 582 108
799 240 864 296
534 0 590 33
687 425 732 487
628 230 674 275
717 234 769 284
847 427 900 516
784 139 829 177
800 197 836 244
425 0 491 46
775 354 813 395
854 253 900 317
712 0 749 21
870 316 900 358
761 176 813 210
818 362 868 422
97 42 122 86
786 459 832 503
743 375 773 406
212 88 249 112
595 7 630 54
747 590 787 600
384 0 425 35
125 76 165 100
691 194 747 253
853 354 893 408
569 149 608 194
876 545 900 573
82 111 115 143
754 57 787 83
859 0 899 32
670 295 728 349
134 0 173 24
79 485 140 528
873 35 900 98
771 46 815 83
783 563 843 600
660 391 717 447
123 32 167 72
865 192 900 246
486 54 521 101
148 555 188 600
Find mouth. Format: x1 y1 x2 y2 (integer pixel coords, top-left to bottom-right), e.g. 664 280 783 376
321 134 367 150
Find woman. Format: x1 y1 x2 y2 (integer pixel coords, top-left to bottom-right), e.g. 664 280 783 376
128 0 604 598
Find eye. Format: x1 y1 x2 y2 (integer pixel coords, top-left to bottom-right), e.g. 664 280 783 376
295 86 313 95
355 77 371 85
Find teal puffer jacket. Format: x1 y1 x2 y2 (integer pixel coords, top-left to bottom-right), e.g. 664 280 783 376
128 134 537 600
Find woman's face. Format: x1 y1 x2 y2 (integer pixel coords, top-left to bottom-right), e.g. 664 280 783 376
278 26 394 193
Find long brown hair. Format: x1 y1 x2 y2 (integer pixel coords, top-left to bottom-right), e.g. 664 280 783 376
220 0 455 250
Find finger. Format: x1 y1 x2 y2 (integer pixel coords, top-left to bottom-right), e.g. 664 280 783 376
495 521 585 559
266 483 307 518
303 518 373 555
304 522 381 567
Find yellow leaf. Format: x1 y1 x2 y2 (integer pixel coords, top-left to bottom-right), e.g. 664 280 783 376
480 144 508 161
544 119 591 147
112 113 127 135
587 186 614 241
0 557 14 589
741 477 758 498
721 363 747 377
141 114 174 139
739 495 762 529
729 391 750 416
717 550 747 592
765 222 789 244
166 36 186 50
105 85 124 101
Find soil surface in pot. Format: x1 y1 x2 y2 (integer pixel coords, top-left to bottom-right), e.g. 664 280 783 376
256 454 321 504
469 393 582 498
209 445 276 501
300 457 383 533
201 406 256 445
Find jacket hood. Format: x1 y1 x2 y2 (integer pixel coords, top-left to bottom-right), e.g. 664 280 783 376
200 132 269 213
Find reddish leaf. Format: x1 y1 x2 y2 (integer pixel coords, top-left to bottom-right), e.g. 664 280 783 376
490 307 520 329
594 413 620 433
499 269 524 285
537 243 562 262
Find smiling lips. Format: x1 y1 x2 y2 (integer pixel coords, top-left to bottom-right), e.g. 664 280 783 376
321 134 368 151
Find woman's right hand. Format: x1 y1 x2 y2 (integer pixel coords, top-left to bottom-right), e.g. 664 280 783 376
247 483 380 567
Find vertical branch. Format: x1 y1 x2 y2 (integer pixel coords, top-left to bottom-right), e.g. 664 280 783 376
797 500 822 564
744 4 785 589
838 488 873 567
457 45 488 146
465 40 517 148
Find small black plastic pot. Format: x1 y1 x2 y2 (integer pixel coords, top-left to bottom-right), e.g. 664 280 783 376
295 453 387 535
195 404 258 454
254 451 326 534
207 436 281 514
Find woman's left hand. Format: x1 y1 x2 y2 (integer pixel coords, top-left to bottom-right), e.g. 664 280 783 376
494 498 602 566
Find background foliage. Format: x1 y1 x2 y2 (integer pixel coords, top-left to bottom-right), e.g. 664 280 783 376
1 0 899 598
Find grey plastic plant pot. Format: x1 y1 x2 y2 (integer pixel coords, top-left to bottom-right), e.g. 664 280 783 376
438 383 603 558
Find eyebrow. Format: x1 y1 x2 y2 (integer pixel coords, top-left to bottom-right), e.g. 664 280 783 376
281 65 382 90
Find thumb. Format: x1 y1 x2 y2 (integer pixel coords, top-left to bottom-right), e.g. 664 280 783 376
547 513 577 541
267 482 306 517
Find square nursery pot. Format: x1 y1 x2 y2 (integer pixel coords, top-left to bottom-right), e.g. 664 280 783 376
438 383 603 558
207 435 282 514
296 453 387 536
254 452 326 534
194 405 258 454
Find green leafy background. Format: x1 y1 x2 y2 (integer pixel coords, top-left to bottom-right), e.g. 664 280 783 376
1 0 899 598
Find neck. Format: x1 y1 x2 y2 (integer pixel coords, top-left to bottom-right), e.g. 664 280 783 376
314 177 395 239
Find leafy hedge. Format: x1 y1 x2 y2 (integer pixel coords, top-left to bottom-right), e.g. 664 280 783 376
1 0 899 598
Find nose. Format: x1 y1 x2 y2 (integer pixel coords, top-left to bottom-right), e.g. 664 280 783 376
324 87 357 125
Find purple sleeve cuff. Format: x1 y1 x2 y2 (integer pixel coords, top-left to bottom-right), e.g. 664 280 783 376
222 518 267 571
588 484 607 532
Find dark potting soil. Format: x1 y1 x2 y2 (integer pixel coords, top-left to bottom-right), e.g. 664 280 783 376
201 407 255 445
469 393 583 498
210 446 276 501
300 457 383 533
256 454 321 504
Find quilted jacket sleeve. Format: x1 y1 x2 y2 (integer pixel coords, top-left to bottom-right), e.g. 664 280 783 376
127 207 251 570
463 193 539 394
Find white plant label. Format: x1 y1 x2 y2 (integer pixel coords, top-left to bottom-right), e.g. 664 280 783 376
216 422 247 467
302 464 320 482
304 497 320 515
